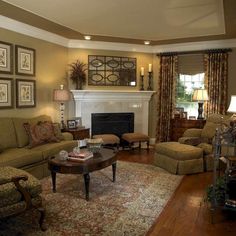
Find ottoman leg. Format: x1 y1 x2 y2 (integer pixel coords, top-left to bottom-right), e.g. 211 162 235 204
147 141 149 150
139 141 141 149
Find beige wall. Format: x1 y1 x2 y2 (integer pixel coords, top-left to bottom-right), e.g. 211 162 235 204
1 27 236 139
0 28 68 122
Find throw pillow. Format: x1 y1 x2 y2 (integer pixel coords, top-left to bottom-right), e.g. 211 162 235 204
23 121 60 148
53 123 64 141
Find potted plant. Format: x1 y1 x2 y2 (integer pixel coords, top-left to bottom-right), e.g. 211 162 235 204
69 60 87 90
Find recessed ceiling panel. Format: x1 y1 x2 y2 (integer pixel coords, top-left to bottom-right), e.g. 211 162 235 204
3 0 225 40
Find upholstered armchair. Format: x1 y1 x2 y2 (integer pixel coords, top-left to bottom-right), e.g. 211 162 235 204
178 114 231 171
0 166 46 231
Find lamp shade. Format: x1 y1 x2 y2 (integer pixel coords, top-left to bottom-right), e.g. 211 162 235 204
227 95 236 113
53 85 70 102
192 89 209 102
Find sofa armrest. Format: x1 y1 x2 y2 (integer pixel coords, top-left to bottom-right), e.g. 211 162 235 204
62 132 73 141
182 128 202 137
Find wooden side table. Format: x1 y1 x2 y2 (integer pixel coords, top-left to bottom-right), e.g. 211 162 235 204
170 118 206 141
62 128 90 140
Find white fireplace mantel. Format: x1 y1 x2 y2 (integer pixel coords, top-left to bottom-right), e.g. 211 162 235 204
71 90 155 135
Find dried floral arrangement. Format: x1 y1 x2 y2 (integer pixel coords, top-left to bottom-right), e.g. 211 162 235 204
69 60 87 89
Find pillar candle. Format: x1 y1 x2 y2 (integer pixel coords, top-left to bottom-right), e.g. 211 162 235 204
140 67 144 76
148 64 152 72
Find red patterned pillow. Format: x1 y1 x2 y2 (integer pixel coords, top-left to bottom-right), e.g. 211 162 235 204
23 121 60 148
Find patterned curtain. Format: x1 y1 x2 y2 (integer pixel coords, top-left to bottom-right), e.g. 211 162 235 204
204 51 228 115
156 54 178 142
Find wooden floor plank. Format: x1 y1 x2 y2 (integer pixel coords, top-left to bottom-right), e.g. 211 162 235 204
117 149 236 236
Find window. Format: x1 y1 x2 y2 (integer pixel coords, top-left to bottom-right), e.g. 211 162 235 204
176 54 205 118
176 73 205 117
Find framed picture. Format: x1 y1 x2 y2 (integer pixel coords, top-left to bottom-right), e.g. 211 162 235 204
16 79 36 108
0 78 13 109
15 45 36 76
0 41 13 74
67 120 76 129
189 116 196 120
75 117 82 127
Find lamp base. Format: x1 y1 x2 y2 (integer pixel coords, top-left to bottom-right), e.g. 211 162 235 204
197 102 204 119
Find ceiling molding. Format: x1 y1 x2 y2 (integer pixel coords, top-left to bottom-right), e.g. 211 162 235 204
0 15 69 47
1 15 236 54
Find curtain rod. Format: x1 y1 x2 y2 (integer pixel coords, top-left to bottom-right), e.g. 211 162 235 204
156 48 232 56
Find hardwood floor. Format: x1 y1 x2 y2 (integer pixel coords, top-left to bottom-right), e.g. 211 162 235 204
117 148 236 236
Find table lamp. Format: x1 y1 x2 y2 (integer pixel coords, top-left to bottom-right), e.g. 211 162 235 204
192 89 209 119
53 85 70 129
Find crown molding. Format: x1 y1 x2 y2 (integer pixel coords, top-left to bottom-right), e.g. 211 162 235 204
0 15 69 47
1 15 236 53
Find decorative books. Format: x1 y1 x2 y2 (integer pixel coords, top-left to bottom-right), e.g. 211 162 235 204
68 150 93 162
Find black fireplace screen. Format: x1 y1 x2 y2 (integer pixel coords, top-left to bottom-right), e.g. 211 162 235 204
88 55 136 86
91 112 134 138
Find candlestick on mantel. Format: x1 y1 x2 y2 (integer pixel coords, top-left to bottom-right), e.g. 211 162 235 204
147 71 152 90
140 67 144 76
148 64 152 72
140 75 144 91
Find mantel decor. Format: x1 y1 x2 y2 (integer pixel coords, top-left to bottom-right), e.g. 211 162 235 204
88 55 136 86
15 45 36 76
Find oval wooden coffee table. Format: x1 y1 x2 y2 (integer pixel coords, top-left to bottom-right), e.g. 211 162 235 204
48 148 118 201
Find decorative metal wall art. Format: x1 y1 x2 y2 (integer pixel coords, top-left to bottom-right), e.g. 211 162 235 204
88 55 136 86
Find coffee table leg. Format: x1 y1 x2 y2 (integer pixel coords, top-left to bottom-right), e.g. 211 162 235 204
112 162 117 182
83 173 90 201
51 171 56 192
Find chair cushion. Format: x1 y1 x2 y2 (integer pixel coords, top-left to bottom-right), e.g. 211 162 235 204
0 167 42 208
93 134 120 144
122 133 149 142
155 142 203 161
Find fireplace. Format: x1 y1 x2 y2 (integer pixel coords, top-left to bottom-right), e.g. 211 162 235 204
91 112 134 138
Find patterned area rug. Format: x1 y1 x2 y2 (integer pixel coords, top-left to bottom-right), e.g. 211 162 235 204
0 161 183 236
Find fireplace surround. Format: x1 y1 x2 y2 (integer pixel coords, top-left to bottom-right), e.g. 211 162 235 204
71 90 155 137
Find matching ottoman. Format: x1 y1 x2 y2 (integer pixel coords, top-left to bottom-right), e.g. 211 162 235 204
154 142 204 175
122 132 149 150
92 134 120 150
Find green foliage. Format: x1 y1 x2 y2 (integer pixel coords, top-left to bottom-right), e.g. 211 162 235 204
206 176 226 204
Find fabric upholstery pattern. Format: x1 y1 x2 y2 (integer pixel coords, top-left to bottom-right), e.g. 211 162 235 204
24 121 60 148
12 115 52 148
122 133 149 142
93 134 120 144
0 167 42 208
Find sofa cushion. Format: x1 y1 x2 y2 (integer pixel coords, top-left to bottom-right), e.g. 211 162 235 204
12 115 52 148
0 166 41 208
32 140 77 160
0 148 43 168
0 118 18 149
23 121 59 148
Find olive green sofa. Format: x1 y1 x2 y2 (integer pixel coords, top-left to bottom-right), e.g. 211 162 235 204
0 115 77 179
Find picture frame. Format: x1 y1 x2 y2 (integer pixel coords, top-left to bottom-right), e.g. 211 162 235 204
67 120 76 129
0 41 13 74
15 45 36 76
16 79 36 108
0 78 13 109
75 117 82 128
189 116 196 120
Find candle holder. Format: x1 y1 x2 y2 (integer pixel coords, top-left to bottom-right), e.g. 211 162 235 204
147 72 152 90
140 75 144 90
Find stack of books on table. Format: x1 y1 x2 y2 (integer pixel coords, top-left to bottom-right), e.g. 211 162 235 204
68 150 93 162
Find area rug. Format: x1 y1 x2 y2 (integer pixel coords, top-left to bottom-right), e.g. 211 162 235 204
0 161 183 236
